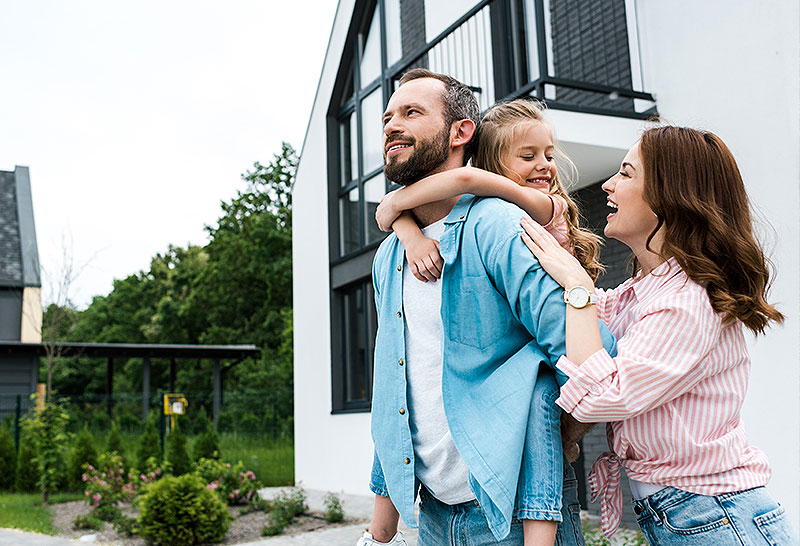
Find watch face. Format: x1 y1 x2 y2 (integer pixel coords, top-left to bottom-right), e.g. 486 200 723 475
569 287 589 308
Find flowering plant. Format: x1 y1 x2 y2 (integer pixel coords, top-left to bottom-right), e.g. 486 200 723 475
194 457 261 505
82 452 166 509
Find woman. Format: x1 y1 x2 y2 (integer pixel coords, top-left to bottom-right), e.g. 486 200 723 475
520 126 798 545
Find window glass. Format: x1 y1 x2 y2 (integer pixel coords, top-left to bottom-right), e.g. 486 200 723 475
339 187 361 255
342 283 368 404
364 174 388 245
340 112 358 184
385 0 403 67
360 89 385 174
359 6 382 87
424 0 478 42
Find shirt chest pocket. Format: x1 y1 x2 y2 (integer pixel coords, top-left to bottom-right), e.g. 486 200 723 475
446 276 511 350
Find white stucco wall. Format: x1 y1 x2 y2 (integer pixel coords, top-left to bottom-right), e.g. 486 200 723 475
292 0 376 496
635 0 800 529
293 0 800 526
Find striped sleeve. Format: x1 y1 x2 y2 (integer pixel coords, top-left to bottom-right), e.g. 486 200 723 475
555 296 723 422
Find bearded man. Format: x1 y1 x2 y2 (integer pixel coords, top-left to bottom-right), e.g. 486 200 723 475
358 69 615 546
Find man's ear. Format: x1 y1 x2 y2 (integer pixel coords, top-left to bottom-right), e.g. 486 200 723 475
451 119 476 150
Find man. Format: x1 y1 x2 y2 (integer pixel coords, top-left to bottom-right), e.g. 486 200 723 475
359 69 615 546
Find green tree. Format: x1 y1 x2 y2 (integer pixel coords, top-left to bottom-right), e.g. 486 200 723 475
137 415 162 469
193 419 221 460
67 425 98 491
14 427 38 492
106 420 123 455
24 401 70 503
166 424 191 476
0 421 17 489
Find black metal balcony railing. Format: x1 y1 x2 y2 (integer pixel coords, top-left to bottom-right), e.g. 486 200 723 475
386 0 657 119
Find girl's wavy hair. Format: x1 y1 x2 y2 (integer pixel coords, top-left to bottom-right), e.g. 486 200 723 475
473 98 603 280
638 126 784 334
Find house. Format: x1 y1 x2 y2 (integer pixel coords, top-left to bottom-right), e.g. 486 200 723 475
293 0 800 531
0 166 43 418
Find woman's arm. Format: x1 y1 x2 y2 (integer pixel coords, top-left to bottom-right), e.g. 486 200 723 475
520 216 602 363
375 167 555 231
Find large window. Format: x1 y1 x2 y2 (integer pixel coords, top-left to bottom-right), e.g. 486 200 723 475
328 0 655 413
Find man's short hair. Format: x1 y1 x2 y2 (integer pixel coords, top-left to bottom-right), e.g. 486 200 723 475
398 68 480 164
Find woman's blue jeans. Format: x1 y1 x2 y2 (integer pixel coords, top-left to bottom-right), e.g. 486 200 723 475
417 462 585 546
633 486 799 545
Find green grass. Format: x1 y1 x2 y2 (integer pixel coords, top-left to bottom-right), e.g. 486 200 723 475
219 433 294 486
0 492 82 535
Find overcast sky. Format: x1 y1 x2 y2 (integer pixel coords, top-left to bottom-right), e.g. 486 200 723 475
0 1 338 308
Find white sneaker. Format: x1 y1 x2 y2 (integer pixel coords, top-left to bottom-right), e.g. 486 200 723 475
356 530 408 546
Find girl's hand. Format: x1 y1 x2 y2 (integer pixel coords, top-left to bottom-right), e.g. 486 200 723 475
376 190 402 232
520 216 593 289
405 237 443 283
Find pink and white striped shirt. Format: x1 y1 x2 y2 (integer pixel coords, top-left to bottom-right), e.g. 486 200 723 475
555 257 772 537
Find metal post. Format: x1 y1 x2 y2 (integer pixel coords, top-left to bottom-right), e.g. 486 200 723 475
213 359 221 423
14 394 21 452
159 392 165 454
142 357 151 422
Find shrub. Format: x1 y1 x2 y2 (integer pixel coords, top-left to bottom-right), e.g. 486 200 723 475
165 425 191 476
260 487 307 537
261 510 290 536
191 405 211 435
93 502 122 522
68 425 98 491
112 514 139 537
194 458 261 505
73 513 104 531
83 452 136 509
24 401 70 503
106 421 123 455
193 419 221 461
14 428 38 492
91 411 111 431
324 493 344 523
138 473 231 545
137 416 161 469
0 421 17 489
237 412 260 433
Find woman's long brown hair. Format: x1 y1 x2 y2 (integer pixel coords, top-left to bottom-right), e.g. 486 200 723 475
473 99 604 280
639 126 784 334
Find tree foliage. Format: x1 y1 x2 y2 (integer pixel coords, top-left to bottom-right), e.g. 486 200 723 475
48 143 297 431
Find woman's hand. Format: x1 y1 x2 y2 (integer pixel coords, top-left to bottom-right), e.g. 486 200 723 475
376 190 403 232
520 217 593 289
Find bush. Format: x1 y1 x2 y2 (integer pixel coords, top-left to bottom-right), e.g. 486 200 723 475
191 405 211 435
116 413 142 433
93 502 122 522
194 458 261 505
83 452 136 509
137 416 161 469
324 493 344 523
106 421 123 455
73 513 104 531
165 425 191 476
260 487 307 537
0 421 17 489
24 401 70 502
91 411 111 431
67 425 98 491
14 428 38 492
193 419 221 460
138 473 231 545
112 514 139 537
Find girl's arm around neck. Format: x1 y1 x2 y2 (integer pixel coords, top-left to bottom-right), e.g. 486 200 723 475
391 167 555 225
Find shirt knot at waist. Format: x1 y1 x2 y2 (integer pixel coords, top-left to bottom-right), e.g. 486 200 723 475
587 451 622 538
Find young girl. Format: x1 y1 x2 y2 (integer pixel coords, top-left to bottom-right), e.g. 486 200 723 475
375 99 601 546
520 126 798 545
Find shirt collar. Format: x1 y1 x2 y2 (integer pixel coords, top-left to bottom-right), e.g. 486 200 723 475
615 256 682 304
444 193 478 225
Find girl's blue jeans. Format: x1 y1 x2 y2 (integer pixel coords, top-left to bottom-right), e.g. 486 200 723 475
633 486 799 545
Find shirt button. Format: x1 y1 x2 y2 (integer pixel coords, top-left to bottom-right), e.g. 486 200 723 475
722 518 730 525
590 384 601 395
397 311 402 318
398 359 404 366
399 408 405 415
404 457 410 465
397 265 402 271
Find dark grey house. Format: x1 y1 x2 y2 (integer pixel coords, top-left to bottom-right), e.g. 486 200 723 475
0 166 42 417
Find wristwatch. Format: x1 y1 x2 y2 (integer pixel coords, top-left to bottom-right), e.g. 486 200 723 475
563 286 596 309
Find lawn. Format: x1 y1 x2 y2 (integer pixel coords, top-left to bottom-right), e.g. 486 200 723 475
0 492 81 534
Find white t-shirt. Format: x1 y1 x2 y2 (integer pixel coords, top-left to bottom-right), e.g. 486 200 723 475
403 217 475 504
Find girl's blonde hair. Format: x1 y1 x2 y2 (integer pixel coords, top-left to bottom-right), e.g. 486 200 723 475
473 99 604 280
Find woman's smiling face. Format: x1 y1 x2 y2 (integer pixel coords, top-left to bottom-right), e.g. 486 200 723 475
601 142 660 255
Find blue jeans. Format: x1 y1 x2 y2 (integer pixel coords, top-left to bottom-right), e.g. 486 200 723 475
633 486 799 546
417 464 585 546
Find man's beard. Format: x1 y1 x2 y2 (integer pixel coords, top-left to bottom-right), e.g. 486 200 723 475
383 124 451 186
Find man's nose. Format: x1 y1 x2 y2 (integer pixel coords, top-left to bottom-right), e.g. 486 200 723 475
384 114 402 136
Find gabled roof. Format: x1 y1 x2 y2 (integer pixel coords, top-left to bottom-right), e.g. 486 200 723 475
0 166 40 288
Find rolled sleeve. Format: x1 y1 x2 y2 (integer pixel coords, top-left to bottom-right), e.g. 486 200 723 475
555 350 617 417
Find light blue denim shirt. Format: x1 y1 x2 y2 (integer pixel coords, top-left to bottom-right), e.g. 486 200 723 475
369 194 617 539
